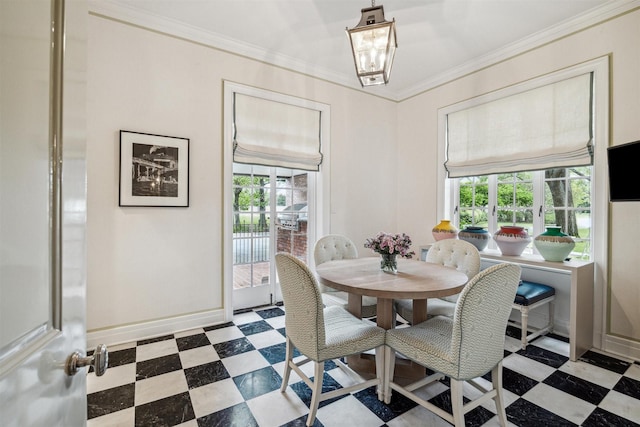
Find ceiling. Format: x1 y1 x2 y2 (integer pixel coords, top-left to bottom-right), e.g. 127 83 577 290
89 0 632 101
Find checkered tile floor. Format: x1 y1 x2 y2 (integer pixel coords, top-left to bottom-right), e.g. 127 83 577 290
87 306 640 426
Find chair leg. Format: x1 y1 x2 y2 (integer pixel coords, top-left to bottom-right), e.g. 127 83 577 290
520 306 529 349
375 346 385 401
383 346 395 404
450 379 465 427
280 337 294 392
306 361 325 427
548 299 555 333
491 363 508 426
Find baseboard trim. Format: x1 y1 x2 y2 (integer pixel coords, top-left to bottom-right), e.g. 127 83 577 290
86 309 227 349
603 334 640 362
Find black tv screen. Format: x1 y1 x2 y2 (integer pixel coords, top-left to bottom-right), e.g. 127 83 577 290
608 140 640 202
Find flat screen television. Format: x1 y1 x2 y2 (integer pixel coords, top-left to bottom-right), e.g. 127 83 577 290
607 140 640 202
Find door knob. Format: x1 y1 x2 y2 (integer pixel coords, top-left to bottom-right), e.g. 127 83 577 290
65 344 108 377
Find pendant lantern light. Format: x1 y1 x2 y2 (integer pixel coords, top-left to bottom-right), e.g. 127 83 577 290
346 1 397 87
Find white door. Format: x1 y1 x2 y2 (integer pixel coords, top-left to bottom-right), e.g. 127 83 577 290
0 1 98 425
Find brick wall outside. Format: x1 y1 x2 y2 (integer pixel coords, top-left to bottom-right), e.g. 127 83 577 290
276 220 308 260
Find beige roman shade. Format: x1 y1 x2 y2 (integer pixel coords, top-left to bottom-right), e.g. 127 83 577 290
445 73 593 178
233 93 323 171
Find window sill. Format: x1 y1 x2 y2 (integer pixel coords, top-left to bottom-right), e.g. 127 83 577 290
419 245 593 272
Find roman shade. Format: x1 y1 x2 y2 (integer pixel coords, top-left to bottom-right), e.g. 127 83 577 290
233 93 323 171
445 73 593 178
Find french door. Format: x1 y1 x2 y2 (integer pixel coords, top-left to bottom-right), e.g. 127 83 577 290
231 164 313 310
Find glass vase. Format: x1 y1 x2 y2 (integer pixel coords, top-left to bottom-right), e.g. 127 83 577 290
380 253 398 274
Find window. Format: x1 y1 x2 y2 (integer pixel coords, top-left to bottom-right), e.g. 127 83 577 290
454 166 592 260
543 167 592 258
440 58 608 263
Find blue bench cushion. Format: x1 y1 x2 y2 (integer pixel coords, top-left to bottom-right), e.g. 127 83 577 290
514 281 555 306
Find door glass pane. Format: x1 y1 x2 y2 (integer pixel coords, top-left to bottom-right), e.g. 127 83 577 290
232 165 310 292
0 0 52 355
275 169 308 261
232 166 270 290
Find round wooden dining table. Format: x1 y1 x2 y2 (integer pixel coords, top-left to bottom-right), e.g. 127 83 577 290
315 257 469 378
315 256 469 329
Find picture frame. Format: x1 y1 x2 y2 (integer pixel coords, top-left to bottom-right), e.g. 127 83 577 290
119 130 190 207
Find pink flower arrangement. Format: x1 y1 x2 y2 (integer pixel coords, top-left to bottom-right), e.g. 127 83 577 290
364 232 416 258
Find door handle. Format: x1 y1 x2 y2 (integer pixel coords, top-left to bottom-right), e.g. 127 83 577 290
65 344 108 377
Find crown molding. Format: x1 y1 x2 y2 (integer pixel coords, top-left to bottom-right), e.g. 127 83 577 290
395 0 640 101
88 0 639 103
88 0 399 101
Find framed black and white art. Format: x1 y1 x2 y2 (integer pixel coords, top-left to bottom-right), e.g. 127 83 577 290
119 130 189 207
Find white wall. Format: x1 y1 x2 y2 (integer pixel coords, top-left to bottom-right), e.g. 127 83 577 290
397 8 640 359
86 15 397 344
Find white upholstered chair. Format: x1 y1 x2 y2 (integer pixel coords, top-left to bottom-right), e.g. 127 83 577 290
395 239 481 323
314 234 378 318
275 253 386 427
384 263 522 426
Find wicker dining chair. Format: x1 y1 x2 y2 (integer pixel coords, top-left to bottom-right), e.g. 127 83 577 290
314 234 378 318
384 263 522 426
275 253 386 427
395 238 480 323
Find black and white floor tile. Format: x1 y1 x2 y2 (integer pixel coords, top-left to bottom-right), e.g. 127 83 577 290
87 306 640 426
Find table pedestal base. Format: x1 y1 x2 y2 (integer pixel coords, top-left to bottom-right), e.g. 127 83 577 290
346 353 427 382
346 295 430 382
